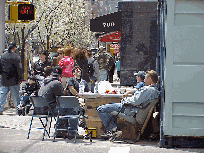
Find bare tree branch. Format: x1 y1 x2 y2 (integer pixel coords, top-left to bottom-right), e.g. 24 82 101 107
24 0 63 40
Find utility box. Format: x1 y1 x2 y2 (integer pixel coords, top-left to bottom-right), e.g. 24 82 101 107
160 0 204 147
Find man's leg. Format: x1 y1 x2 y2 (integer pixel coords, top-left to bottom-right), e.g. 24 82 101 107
90 76 97 93
87 82 91 91
99 70 107 81
0 86 9 113
97 103 122 132
9 85 20 111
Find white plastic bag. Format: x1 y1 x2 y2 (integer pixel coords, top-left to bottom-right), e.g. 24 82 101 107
97 81 114 94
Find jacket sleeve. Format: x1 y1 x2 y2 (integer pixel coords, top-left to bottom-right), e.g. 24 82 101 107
0 56 2 74
122 86 159 106
54 81 64 96
16 55 23 83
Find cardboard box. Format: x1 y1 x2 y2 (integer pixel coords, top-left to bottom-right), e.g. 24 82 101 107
117 118 137 140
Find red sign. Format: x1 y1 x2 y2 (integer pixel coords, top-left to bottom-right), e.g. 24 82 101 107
100 31 121 42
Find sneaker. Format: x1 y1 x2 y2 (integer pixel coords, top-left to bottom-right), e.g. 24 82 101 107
101 131 113 139
109 131 122 142
0 112 3 115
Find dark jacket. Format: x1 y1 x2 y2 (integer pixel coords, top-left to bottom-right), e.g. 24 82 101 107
0 51 23 86
38 75 64 110
74 59 90 82
33 60 53 76
21 81 40 96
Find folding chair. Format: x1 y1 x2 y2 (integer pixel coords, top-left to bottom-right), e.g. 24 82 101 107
53 96 92 143
27 96 51 140
110 98 159 142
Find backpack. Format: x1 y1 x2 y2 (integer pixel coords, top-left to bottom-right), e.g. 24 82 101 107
87 60 95 77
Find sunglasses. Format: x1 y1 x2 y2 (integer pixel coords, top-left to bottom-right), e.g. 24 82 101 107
59 53 63 55
75 68 80 72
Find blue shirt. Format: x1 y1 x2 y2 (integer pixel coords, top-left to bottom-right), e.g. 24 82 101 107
115 60 120 71
134 81 145 90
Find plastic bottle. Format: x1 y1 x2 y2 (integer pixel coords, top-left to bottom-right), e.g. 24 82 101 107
79 80 85 94
94 82 98 93
117 85 121 94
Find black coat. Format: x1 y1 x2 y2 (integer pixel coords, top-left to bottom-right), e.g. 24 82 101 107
74 59 90 82
33 60 53 76
0 51 23 86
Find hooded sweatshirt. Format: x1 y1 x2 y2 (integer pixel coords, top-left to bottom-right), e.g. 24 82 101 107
38 75 64 110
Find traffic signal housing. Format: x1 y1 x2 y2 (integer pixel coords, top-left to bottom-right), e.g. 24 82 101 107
8 3 34 22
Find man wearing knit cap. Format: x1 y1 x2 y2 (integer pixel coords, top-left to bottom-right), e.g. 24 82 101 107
0 42 23 115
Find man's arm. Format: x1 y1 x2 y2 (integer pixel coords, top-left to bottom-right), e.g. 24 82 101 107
122 86 159 106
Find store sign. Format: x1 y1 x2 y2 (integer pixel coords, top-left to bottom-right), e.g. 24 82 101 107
90 11 122 32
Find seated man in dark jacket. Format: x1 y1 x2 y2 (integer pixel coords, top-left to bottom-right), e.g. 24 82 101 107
38 66 78 138
38 66 64 112
17 76 40 115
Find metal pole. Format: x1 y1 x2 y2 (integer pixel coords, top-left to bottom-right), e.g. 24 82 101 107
21 27 25 80
158 0 166 148
0 0 5 54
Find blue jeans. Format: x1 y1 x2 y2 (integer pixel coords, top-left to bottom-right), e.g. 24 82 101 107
99 70 107 82
90 76 97 93
0 85 20 113
20 95 30 106
97 103 123 132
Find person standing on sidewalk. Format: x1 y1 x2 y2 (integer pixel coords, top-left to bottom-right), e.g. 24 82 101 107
0 42 23 115
87 48 99 93
93 46 111 82
115 57 120 79
58 47 74 88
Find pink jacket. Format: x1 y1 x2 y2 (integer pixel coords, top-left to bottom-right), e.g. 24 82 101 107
58 56 74 77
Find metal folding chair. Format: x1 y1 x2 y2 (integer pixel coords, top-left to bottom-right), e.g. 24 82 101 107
53 96 92 143
110 98 160 142
27 96 51 140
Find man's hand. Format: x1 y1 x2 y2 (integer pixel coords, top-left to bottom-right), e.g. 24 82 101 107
122 91 132 98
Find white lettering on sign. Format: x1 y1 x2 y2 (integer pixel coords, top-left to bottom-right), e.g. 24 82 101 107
103 22 115 28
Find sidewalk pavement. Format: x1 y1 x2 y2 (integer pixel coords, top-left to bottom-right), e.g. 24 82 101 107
1 109 204 153
1 74 204 152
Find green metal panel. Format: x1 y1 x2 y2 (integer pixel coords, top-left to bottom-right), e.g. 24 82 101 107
164 0 204 136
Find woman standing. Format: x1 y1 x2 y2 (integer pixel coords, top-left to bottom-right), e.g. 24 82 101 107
73 48 91 89
58 47 74 88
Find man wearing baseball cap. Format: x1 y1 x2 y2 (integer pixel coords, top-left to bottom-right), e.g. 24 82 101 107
38 66 64 111
134 71 145 90
123 71 145 98
0 42 23 115
38 66 78 138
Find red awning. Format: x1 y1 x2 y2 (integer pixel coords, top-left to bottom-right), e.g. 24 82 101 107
100 31 121 42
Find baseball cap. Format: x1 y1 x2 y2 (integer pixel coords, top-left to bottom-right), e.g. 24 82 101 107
9 42 17 47
8 42 17 51
134 71 145 80
52 66 62 76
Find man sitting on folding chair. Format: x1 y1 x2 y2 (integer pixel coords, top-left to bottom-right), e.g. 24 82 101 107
97 70 160 139
38 66 78 138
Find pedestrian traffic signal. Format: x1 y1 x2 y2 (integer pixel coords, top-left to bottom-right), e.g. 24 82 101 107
18 4 35 20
